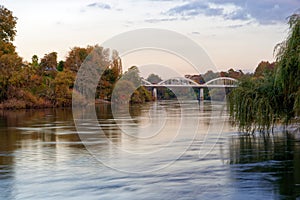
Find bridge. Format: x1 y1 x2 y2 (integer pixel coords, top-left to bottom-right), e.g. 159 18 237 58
141 77 238 100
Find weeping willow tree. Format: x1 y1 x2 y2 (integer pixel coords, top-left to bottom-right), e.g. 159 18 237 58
229 13 300 133
275 14 300 124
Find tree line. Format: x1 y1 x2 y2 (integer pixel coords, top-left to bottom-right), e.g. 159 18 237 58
0 6 152 109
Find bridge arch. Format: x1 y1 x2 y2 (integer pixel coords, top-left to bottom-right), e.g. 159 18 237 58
204 77 238 86
141 78 152 86
157 77 200 86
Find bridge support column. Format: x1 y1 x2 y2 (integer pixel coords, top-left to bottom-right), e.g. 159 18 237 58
153 88 157 101
199 88 204 101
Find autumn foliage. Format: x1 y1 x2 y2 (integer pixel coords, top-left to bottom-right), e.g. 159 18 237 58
0 6 153 109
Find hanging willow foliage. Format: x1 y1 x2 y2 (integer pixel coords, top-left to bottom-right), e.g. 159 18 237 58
295 88 300 116
229 13 300 134
275 13 300 124
228 74 282 133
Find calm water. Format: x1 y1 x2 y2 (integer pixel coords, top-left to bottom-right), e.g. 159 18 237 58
0 101 300 200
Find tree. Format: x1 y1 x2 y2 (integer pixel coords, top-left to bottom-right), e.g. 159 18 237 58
112 80 135 103
228 74 282 133
31 55 39 68
0 40 15 56
202 70 219 82
0 6 17 42
275 13 300 124
254 61 275 78
53 70 74 106
0 54 22 100
64 46 93 73
229 13 300 133
122 66 141 87
98 68 120 100
219 68 244 79
40 52 57 70
111 49 122 76
97 49 123 100
71 45 120 100
119 66 152 103
147 73 162 84
57 60 64 72
40 52 57 78
0 6 22 102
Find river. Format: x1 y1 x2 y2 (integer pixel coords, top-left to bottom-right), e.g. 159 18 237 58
0 101 299 199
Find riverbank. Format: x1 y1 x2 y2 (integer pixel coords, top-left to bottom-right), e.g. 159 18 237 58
0 98 54 110
0 97 151 110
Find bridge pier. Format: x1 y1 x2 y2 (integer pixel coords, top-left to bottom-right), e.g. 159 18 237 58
153 88 157 101
199 88 204 101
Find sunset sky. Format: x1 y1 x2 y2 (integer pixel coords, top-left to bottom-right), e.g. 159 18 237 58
1 0 299 76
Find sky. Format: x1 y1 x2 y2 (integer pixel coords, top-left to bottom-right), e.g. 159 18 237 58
1 0 299 77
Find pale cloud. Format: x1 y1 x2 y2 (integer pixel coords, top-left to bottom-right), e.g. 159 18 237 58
144 18 178 23
87 2 112 10
191 31 200 35
166 1 224 18
163 0 299 24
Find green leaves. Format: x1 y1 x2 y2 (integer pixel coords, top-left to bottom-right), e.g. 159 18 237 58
229 14 300 134
229 76 279 133
276 14 300 124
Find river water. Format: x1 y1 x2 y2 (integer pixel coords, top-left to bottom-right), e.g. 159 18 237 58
0 101 299 200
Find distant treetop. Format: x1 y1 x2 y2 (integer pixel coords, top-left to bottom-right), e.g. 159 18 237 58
0 5 17 43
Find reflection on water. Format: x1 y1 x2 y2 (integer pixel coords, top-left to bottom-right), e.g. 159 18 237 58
229 133 300 199
0 108 83 199
0 102 299 199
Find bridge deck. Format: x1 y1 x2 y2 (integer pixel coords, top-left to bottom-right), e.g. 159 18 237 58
143 84 237 88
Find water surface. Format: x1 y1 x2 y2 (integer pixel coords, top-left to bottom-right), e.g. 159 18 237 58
0 101 299 199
